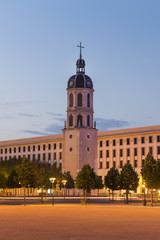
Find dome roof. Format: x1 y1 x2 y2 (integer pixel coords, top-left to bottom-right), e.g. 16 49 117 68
76 58 85 68
68 73 93 89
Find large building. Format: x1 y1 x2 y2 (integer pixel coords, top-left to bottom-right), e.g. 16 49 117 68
0 44 160 185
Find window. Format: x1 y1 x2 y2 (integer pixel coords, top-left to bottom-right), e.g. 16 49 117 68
87 147 90 152
141 137 145 144
149 136 152 143
120 160 123 168
120 139 123 145
48 153 51 160
69 135 72 139
14 147 16 153
149 147 153 155
113 149 116 158
127 149 130 157
59 152 62 159
33 154 35 161
0 149 3 154
157 146 160 155
38 145 40 151
157 136 160 142
113 140 116 146
5 148 7 154
9 148 12 154
69 93 73 107
43 145 46 151
77 93 82 107
134 138 137 144
69 148 72 152
87 115 90 127
99 141 103 147
106 161 109 169
33 146 35 151
141 148 145 156
100 151 103 158
48 144 51 150
54 153 56 160
77 114 82 127
134 148 137 156
87 134 90 139
87 93 90 107
54 144 56 150
59 143 62 149
28 155 30 160
23 147 26 152
99 162 103 169
28 146 30 152
69 114 73 126
113 161 116 168
127 138 130 145
106 140 109 147
134 160 137 168
18 147 21 153
142 159 145 167
59 163 62 170
106 150 109 158
120 149 123 157
38 154 40 161
127 160 130 164
43 153 45 161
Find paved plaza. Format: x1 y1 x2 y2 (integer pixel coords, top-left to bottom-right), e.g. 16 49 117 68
0 204 160 240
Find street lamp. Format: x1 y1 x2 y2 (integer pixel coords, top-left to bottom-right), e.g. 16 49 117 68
62 180 67 203
142 184 146 206
49 178 56 206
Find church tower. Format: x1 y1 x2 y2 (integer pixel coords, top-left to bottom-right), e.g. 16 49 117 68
62 43 97 179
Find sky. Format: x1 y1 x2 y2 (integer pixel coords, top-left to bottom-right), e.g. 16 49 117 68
0 0 160 141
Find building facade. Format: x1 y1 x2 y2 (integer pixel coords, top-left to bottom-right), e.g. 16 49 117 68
0 45 160 187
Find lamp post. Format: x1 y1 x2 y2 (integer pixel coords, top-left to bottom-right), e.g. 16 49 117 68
49 178 56 206
62 180 67 203
142 184 146 206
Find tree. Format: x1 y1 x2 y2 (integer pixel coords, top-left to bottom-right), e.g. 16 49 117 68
141 153 160 205
95 175 104 196
35 167 51 189
7 170 19 188
76 164 95 203
62 171 75 195
17 157 36 205
0 173 7 188
105 167 119 201
120 162 139 204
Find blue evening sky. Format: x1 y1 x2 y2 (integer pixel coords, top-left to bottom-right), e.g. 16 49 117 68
0 0 160 140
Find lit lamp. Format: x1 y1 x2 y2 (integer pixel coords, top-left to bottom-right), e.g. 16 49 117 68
142 183 146 206
62 180 67 203
49 178 56 206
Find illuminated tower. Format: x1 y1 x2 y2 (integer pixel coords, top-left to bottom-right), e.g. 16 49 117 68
62 43 97 179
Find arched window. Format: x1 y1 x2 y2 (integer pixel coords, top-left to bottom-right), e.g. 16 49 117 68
69 114 73 126
87 93 90 107
87 115 90 127
77 114 82 127
69 93 73 107
77 93 82 107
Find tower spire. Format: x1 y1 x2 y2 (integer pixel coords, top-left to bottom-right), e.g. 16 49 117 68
77 42 84 59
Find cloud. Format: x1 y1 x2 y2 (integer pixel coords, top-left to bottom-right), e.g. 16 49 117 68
95 118 130 131
18 113 40 118
47 112 65 117
23 130 48 136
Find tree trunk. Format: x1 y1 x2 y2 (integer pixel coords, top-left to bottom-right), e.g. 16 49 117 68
151 190 153 206
126 189 129 204
112 190 114 202
24 188 26 206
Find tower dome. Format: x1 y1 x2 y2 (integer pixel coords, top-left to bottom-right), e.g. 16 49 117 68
68 42 93 89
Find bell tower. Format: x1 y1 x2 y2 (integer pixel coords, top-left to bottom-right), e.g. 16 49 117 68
62 43 97 179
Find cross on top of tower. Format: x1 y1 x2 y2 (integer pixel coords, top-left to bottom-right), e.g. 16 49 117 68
77 42 84 59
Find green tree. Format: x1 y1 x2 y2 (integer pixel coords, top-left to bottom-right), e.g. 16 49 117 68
76 164 95 203
35 167 51 189
0 173 7 188
7 170 19 188
120 162 139 204
105 167 119 201
17 157 36 205
95 175 104 196
62 171 75 195
141 153 160 205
